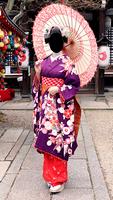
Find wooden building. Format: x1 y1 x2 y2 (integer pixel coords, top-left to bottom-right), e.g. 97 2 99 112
104 1 113 93
0 5 31 97
0 5 25 83
65 0 113 94
1 0 113 95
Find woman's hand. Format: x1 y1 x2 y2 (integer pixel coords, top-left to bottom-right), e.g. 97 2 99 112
48 86 59 96
34 60 42 78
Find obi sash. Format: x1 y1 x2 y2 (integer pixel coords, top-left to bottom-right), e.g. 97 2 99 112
42 76 64 95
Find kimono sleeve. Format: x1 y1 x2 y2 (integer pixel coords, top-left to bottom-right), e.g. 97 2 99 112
32 74 41 135
59 71 80 101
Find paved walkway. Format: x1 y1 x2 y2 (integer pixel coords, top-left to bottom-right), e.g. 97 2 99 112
0 92 113 110
0 93 112 200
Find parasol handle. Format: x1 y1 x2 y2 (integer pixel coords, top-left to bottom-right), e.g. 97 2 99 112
64 42 74 48
64 37 75 49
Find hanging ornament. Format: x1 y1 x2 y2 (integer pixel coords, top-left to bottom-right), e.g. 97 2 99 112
8 31 12 36
15 50 19 55
14 43 20 48
2 45 8 51
0 30 4 39
7 44 11 50
17 37 21 42
4 37 10 45
0 42 4 48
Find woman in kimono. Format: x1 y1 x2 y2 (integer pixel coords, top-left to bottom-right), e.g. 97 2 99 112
32 26 81 193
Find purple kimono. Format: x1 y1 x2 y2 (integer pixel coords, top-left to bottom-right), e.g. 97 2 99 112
32 55 80 161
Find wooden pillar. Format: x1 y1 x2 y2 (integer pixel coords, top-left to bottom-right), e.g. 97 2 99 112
95 10 105 95
21 69 30 98
98 68 105 94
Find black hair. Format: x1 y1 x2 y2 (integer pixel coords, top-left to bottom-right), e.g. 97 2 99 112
45 26 68 53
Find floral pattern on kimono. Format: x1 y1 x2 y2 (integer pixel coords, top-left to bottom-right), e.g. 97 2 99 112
32 55 80 161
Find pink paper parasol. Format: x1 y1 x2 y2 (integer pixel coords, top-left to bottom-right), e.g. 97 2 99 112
33 3 98 87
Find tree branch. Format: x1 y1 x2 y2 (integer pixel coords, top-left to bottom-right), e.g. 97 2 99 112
5 0 15 14
13 1 26 24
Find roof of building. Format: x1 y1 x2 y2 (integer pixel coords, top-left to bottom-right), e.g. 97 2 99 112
0 5 26 37
65 0 110 10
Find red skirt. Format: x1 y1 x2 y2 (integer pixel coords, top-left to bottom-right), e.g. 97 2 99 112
43 153 68 186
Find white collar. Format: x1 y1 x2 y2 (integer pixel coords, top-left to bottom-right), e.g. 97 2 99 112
50 52 63 62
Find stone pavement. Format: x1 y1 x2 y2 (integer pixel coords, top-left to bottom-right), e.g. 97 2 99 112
0 92 113 110
0 93 112 200
79 93 113 110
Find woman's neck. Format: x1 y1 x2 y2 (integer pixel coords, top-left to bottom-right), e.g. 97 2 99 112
51 51 62 61
52 52 61 57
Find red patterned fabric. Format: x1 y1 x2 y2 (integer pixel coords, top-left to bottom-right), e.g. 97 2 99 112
42 76 64 95
0 89 15 102
43 153 68 186
42 76 64 87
